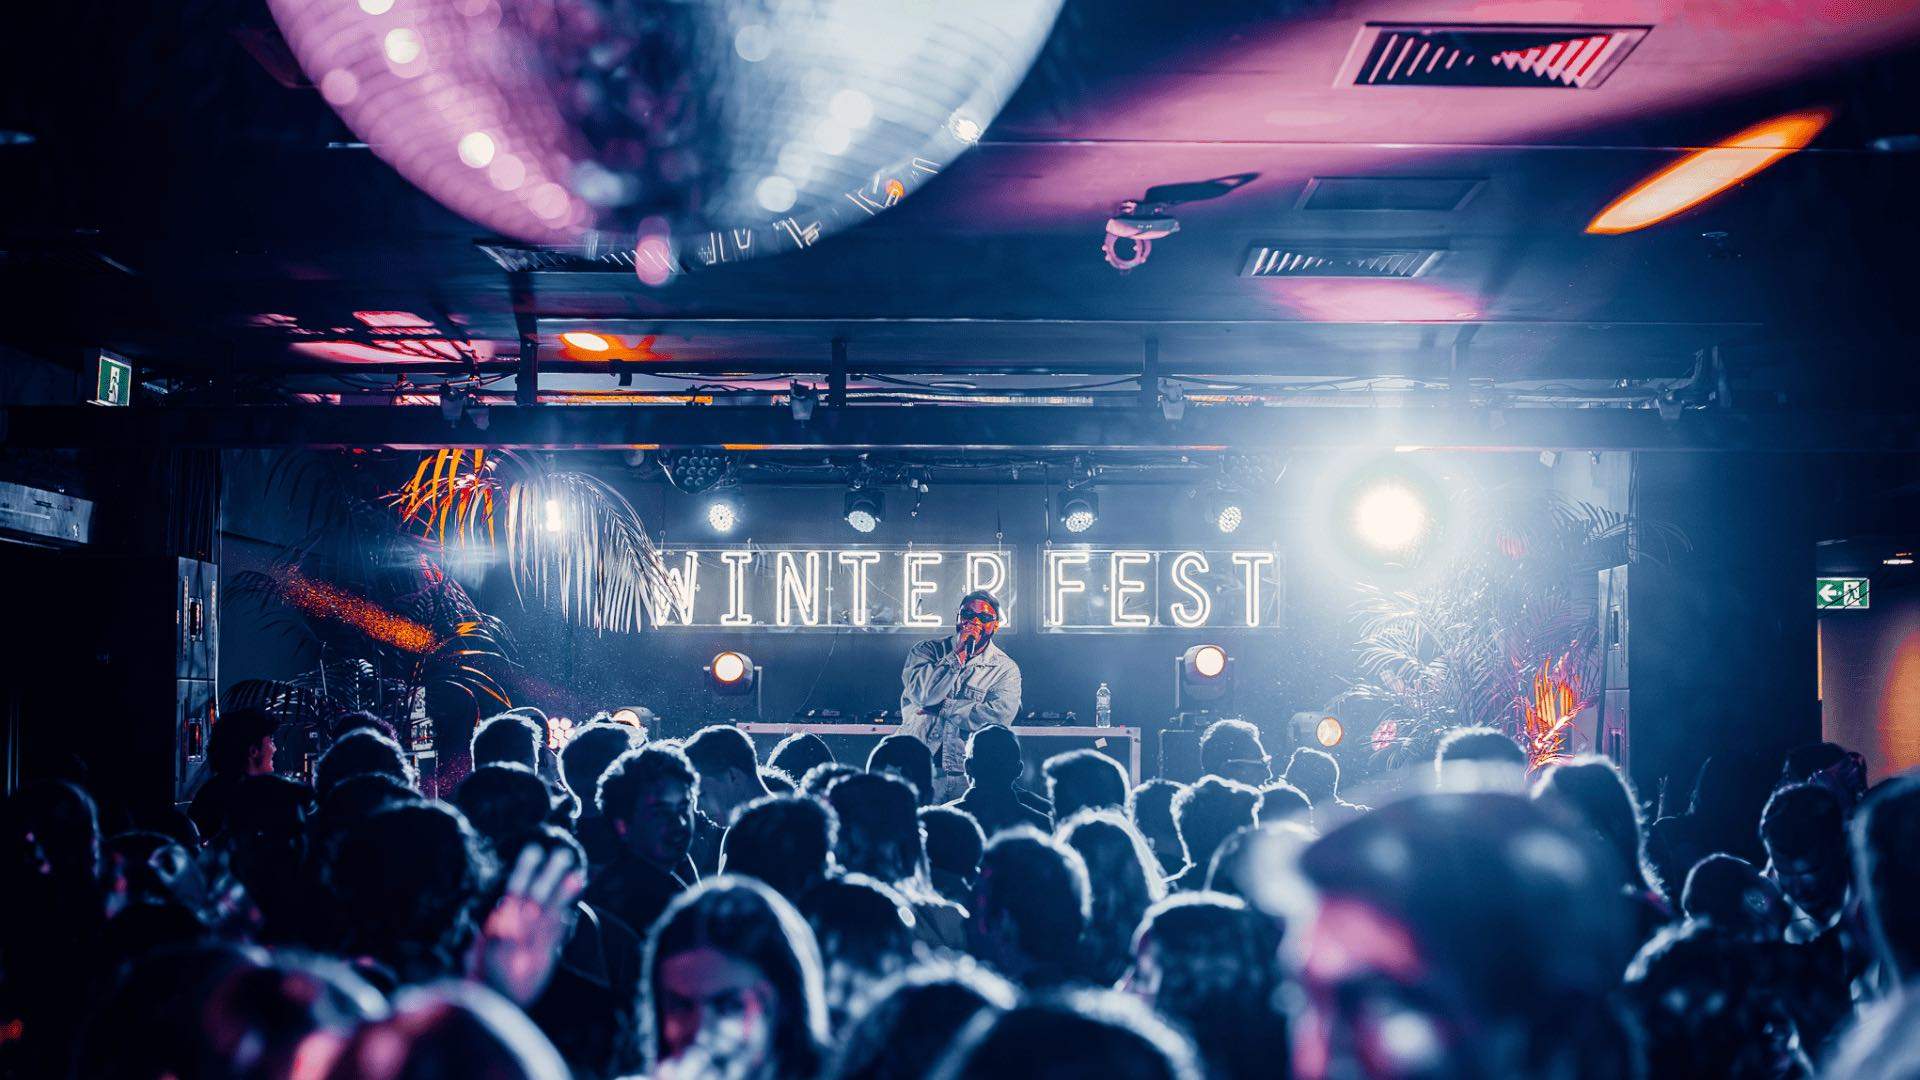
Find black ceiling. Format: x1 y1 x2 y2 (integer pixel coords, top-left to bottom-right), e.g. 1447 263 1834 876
4 0 1920 408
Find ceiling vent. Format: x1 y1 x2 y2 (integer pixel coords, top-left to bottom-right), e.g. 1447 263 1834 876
1345 24 1648 89
1241 244 1444 279
1298 177 1485 212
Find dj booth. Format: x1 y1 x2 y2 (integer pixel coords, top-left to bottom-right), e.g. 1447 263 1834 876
738 723 1143 786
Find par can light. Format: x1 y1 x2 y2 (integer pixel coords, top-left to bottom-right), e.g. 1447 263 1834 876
707 651 755 695
1316 716 1345 747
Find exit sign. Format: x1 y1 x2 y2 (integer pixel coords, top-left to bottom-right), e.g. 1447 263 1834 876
1817 577 1869 610
92 352 132 407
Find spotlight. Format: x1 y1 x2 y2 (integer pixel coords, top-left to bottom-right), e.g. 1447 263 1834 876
1057 490 1099 534
844 488 884 533
543 497 565 534
1176 643 1234 707
1203 491 1244 534
706 499 738 534
707 651 756 695
1316 716 1344 747
608 707 644 728
1351 481 1430 553
660 449 733 494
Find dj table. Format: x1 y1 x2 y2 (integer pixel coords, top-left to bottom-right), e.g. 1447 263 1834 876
738 723 1143 785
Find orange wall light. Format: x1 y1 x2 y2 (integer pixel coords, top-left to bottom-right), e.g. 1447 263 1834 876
1587 107 1831 235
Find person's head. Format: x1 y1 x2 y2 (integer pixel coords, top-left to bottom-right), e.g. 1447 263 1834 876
315 728 415 797
1759 781 1847 921
963 725 1023 790
560 723 641 815
329 801 490 977
1172 777 1260 874
821 961 1017 1080
1852 773 1920 981
1284 747 1342 804
2 778 102 888
1680 853 1790 941
1531 755 1654 893
760 766 796 794
1060 810 1166 980
1126 892 1286 1080
803 762 863 798
684 725 767 827
721 794 838 903
644 876 828 1078
919 806 985 899
598 745 699 869
1257 780 1311 825
967 827 1091 983
1199 719 1270 787
930 990 1201 1080
1293 793 1633 1080
1433 726 1528 792
798 875 919 1030
224 776 314 921
209 707 279 779
85 943 385 1080
955 590 1003 651
1043 750 1128 822
324 981 568 1080
1778 740 1848 785
1624 920 1803 1080
825 771 927 886
472 713 542 773
868 735 936 806
1131 779 1186 875
328 709 396 743
769 733 834 782
453 764 558 853
1204 823 1288 899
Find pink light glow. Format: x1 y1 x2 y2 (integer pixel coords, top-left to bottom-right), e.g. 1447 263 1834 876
1260 279 1481 323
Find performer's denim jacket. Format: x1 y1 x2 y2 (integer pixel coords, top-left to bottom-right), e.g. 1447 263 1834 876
898 637 1023 780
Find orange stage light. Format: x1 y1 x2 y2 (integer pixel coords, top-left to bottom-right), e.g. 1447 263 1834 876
559 331 612 352
1587 107 1831 235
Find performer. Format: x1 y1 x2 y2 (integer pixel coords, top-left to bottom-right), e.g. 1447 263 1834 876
900 590 1022 802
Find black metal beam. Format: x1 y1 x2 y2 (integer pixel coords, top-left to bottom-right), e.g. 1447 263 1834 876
5 404 1919 452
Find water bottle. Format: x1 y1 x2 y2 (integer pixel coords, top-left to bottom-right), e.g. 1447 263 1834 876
1095 683 1112 728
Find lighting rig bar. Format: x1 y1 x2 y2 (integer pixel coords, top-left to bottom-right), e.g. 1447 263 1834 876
4 404 1918 453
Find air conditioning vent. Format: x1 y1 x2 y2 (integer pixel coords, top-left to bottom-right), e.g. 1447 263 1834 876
1346 24 1648 89
1299 177 1485 212
1241 244 1443 279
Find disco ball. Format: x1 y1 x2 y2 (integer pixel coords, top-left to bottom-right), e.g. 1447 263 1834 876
268 0 1064 266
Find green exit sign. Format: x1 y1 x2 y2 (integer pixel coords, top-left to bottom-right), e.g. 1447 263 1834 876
92 352 132 407
1817 577 1869 610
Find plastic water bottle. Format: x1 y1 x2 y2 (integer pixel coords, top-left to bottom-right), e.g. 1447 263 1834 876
1095 683 1112 728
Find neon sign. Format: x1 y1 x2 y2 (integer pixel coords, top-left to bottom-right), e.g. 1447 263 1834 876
639 546 1280 632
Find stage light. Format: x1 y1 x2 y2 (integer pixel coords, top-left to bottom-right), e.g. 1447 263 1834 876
560 331 611 352
1058 490 1099 534
1352 481 1429 553
844 488 884 533
1189 644 1227 679
1316 716 1344 747
609 707 642 727
1887 553 1915 566
1203 491 1244 534
1176 643 1233 706
707 651 756 695
543 497 565 534
707 499 738 534
1587 107 1831 235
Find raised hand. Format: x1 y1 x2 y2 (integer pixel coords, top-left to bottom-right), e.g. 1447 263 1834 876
469 843 586 1006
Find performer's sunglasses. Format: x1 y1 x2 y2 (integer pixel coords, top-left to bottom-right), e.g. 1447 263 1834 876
959 607 998 623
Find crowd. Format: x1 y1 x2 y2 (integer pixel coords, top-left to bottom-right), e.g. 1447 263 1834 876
1 705 1916 1080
